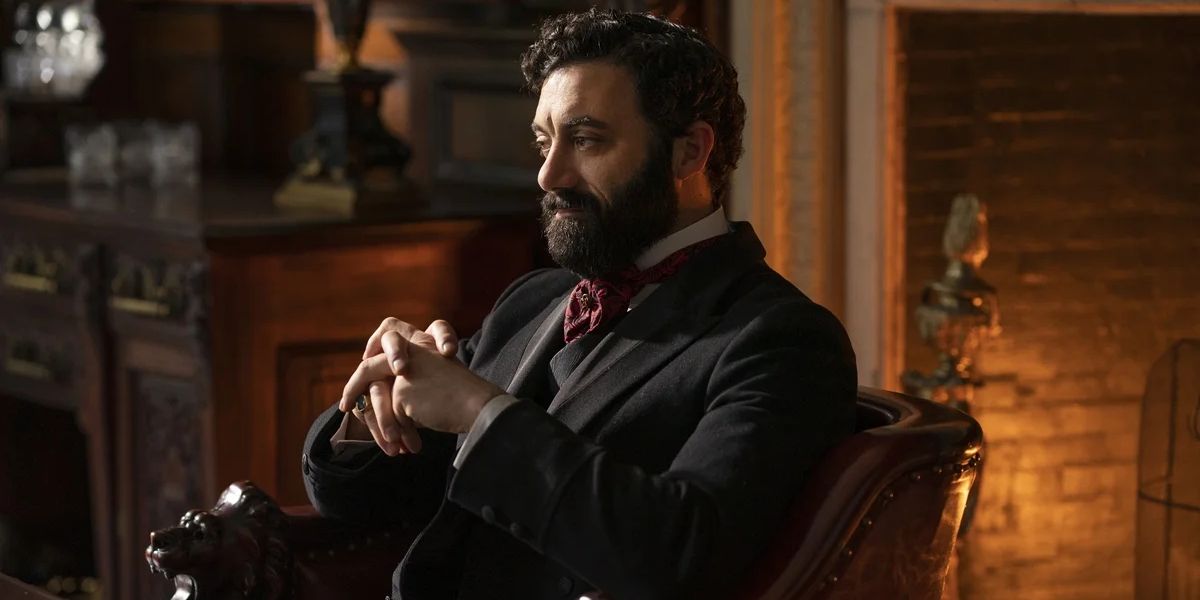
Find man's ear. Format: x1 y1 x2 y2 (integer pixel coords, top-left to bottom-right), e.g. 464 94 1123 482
671 121 715 181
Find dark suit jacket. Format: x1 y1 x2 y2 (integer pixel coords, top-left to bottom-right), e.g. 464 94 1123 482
302 222 857 600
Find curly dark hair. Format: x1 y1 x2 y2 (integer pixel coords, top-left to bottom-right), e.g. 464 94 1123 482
521 8 746 206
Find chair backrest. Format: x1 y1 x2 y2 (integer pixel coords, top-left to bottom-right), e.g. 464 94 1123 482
737 386 983 600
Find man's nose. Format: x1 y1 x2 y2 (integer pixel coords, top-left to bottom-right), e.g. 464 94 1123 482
537 143 579 192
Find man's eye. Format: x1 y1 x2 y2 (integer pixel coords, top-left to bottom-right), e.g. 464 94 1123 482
531 139 550 157
573 137 597 150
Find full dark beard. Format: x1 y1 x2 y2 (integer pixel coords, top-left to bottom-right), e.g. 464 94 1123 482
539 144 678 279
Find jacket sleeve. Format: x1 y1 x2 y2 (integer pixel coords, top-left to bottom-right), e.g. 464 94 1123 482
302 402 455 527
444 302 857 600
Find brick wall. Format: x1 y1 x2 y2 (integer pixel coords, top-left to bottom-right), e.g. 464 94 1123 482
899 12 1200 600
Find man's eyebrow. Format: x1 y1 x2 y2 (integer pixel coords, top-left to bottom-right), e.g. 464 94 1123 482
564 116 608 129
530 116 609 134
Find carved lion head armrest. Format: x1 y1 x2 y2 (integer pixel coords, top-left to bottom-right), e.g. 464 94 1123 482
146 481 417 600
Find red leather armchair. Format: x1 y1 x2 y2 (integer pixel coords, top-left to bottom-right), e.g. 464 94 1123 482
737 387 982 600
146 387 981 600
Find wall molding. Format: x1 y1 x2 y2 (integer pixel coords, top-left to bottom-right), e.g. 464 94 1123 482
730 0 845 319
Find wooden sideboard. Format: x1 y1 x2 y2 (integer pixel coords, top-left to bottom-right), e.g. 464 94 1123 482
0 172 541 599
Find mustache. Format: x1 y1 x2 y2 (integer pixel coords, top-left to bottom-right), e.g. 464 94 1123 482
540 189 601 213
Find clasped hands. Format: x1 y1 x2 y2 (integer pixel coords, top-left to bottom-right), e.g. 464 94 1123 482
338 318 504 456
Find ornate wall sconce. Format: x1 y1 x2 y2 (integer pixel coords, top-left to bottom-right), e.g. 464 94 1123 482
902 194 1001 415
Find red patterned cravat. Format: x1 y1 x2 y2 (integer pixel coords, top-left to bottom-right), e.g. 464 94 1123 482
563 237 718 343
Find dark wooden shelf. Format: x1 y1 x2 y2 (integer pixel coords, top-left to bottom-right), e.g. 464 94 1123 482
0 170 538 241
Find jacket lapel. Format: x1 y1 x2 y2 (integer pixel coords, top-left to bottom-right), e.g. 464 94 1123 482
465 287 569 394
547 288 719 432
459 290 568 449
505 294 569 397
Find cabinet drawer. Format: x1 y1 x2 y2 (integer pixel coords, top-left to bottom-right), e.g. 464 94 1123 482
106 251 204 322
0 316 88 409
0 231 98 303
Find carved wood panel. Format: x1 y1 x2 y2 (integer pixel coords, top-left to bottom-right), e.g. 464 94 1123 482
133 371 207 600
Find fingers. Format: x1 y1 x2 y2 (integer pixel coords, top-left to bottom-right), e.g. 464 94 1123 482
351 380 420 456
379 331 411 376
425 319 459 357
363 317 458 360
363 318 420 360
393 415 422 455
340 354 393 411
362 381 405 455
391 377 423 454
381 330 438 376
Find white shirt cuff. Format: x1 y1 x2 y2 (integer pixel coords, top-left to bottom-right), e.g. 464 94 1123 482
452 394 520 468
329 413 377 460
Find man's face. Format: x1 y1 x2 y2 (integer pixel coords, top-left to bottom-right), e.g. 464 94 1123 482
531 61 678 278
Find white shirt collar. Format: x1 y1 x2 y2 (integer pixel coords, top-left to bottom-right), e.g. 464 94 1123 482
635 207 731 271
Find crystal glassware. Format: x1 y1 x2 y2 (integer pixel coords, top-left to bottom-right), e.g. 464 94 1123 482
115 120 154 183
2 0 105 98
64 122 118 187
149 121 199 188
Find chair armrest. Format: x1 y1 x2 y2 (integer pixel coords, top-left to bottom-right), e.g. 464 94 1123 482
146 481 418 600
282 504 417 600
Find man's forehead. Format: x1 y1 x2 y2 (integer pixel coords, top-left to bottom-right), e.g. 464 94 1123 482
532 62 637 131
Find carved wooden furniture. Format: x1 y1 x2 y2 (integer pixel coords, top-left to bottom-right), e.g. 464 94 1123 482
146 387 983 599
0 175 539 600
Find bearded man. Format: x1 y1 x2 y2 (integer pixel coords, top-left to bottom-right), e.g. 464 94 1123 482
301 8 857 600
